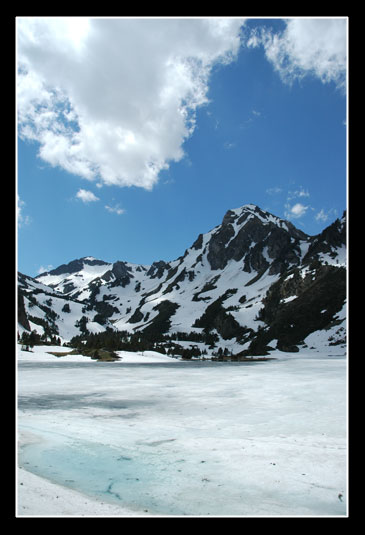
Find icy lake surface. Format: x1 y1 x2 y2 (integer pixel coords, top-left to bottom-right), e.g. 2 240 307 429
18 357 347 516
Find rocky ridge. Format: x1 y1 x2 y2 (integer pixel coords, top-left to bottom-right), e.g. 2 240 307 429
18 204 346 356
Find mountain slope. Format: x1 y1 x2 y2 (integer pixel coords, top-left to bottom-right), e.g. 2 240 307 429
18 204 346 355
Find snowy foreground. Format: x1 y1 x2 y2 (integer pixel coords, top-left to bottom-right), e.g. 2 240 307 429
17 345 347 517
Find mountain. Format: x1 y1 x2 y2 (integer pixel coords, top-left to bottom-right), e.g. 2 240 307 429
17 204 346 356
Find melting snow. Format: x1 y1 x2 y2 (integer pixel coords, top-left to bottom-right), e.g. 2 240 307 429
17 345 347 517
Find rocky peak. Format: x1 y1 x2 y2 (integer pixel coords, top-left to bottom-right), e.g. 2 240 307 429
206 204 309 273
19 204 346 355
37 257 109 278
303 211 346 265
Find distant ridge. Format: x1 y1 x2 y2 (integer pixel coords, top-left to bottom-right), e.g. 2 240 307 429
18 204 346 357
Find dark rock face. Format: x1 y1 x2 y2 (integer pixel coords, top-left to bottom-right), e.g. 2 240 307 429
249 264 346 354
265 228 303 275
191 233 204 251
141 300 180 338
19 204 346 352
303 211 346 265
194 295 244 340
18 290 31 331
207 222 236 270
102 261 133 287
38 257 109 277
207 207 307 274
146 261 170 279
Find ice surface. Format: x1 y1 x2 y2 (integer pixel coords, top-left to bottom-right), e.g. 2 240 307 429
17 347 347 517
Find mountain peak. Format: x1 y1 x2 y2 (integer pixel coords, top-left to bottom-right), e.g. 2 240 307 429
221 204 306 235
206 204 308 272
222 203 260 221
36 257 109 279
19 204 346 355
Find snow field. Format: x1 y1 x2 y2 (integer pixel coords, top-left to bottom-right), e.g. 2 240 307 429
17 346 347 516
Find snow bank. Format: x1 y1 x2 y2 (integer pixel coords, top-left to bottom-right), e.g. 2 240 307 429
17 350 347 516
17 345 181 364
18 345 93 363
116 350 181 363
17 466 150 517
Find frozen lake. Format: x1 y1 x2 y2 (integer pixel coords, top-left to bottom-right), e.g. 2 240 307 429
17 354 347 516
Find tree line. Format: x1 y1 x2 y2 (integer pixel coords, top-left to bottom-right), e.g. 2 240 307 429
19 330 61 350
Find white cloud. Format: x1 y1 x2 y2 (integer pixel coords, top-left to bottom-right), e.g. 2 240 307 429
296 188 310 198
315 208 329 222
17 17 244 190
105 204 125 215
38 264 54 274
315 207 338 223
17 195 31 227
247 18 347 90
287 187 310 200
76 188 100 203
285 202 309 219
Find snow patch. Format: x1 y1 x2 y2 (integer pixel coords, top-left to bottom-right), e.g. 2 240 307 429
17 348 347 516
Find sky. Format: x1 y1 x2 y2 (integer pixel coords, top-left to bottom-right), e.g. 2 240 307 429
17 17 347 277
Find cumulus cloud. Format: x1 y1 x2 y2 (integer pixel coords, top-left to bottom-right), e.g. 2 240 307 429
76 188 100 203
285 202 309 219
247 18 347 89
17 17 244 190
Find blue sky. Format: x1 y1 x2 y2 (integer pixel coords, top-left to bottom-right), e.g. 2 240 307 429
17 17 347 277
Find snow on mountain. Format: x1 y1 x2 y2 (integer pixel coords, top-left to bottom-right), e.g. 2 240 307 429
36 257 114 296
18 204 347 355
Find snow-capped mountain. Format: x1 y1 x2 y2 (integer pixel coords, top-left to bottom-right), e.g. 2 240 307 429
18 204 346 355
